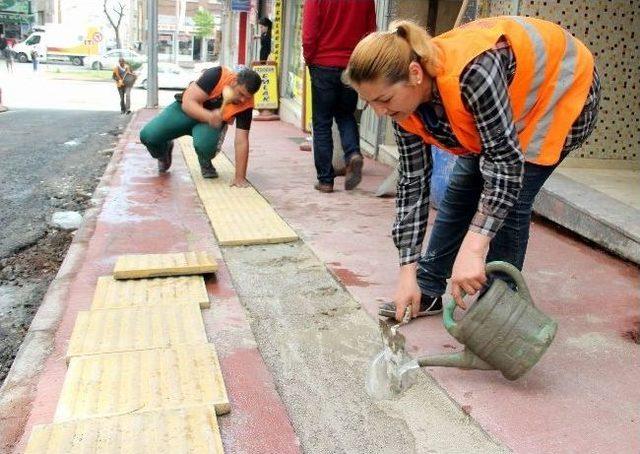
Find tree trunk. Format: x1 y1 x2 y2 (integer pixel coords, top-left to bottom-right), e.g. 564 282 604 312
200 37 206 62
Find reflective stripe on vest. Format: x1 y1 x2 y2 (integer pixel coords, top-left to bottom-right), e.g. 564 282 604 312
208 66 254 122
398 16 594 166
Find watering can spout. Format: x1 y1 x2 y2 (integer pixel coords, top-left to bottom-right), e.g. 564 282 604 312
417 348 494 371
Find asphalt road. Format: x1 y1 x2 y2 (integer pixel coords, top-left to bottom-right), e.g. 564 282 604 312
0 109 127 257
0 105 129 382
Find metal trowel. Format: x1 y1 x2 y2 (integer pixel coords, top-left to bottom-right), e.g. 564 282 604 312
366 308 420 399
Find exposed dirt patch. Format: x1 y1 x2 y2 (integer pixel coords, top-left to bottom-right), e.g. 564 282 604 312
0 228 73 381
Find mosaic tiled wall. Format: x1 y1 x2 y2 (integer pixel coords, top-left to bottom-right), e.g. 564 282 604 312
485 0 638 161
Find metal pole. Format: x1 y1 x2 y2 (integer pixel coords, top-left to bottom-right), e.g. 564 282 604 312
146 0 158 108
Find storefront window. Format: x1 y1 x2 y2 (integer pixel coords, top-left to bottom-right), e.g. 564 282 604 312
283 0 304 102
158 33 173 55
178 34 193 56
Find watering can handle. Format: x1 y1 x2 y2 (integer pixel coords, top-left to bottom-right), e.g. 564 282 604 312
443 261 534 332
485 261 533 304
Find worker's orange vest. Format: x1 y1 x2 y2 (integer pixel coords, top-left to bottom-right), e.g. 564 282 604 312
208 66 254 122
398 16 595 166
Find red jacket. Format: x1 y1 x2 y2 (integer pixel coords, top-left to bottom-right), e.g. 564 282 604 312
302 0 377 68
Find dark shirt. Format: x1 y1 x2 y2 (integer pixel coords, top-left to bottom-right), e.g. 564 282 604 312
195 67 252 131
259 32 271 61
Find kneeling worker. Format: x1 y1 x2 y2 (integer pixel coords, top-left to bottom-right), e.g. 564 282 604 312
140 66 262 186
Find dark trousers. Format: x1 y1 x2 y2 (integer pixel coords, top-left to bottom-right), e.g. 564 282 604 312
139 101 224 166
417 155 562 297
309 65 361 184
117 85 131 113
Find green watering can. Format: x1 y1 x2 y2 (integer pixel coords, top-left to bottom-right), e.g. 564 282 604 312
368 262 558 397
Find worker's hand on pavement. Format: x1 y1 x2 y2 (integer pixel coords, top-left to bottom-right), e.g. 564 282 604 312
393 263 421 321
450 232 489 309
209 109 223 128
229 177 250 188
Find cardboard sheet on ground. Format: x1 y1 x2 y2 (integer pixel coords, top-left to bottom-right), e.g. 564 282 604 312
179 137 298 246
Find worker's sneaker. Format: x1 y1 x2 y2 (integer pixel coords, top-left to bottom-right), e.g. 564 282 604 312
345 153 364 190
378 295 443 319
200 160 219 179
314 182 334 193
157 141 174 173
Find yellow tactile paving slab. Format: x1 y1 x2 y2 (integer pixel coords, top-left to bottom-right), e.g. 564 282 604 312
113 251 218 280
25 406 224 453
179 137 299 246
91 275 210 310
66 303 207 362
54 344 230 422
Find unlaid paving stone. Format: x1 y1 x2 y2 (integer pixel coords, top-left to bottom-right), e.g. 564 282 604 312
55 345 230 422
66 303 207 362
25 406 224 453
180 137 299 246
91 275 210 310
113 251 218 280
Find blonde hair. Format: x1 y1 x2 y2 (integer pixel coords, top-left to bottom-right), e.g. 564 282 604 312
345 20 440 85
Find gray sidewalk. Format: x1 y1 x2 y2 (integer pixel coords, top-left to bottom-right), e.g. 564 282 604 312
534 167 640 264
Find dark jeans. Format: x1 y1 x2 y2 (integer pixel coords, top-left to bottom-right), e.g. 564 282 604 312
309 65 361 184
417 155 562 297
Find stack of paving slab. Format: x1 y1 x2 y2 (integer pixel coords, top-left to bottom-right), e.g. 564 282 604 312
25 252 227 453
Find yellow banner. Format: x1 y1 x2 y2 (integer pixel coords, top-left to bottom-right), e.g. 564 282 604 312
253 63 279 109
304 66 312 132
271 0 282 65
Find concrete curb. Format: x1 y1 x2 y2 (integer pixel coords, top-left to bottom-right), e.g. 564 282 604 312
534 173 640 264
0 114 135 451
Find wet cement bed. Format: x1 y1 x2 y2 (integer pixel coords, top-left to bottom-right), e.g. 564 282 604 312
221 242 508 453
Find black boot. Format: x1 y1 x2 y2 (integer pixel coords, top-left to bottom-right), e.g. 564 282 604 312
199 159 219 179
157 141 174 173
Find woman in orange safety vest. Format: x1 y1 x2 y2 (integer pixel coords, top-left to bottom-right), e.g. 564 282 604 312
344 17 600 321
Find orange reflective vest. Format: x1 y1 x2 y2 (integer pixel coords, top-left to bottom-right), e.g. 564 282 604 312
207 66 254 122
398 16 595 166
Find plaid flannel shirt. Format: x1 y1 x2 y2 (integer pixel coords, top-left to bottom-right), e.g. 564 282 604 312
393 39 600 265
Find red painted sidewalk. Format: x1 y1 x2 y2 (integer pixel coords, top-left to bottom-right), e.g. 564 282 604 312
12 111 300 453
225 120 639 453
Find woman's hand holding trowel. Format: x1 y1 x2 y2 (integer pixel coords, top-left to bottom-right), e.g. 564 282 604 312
393 263 422 320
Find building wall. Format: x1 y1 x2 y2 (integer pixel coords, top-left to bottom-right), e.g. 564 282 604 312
487 0 638 163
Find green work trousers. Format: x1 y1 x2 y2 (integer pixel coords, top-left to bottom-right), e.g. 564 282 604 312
139 101 225 166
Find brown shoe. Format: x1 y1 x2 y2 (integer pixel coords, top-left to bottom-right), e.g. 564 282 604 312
314 182 334 193
345 154 363 190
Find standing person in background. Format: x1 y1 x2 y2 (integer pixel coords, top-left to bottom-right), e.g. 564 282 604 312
4 41 14 73
113 57 133 114
0 33 7 59
302 0 377 193
30 49 39 72
258 17 272 62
